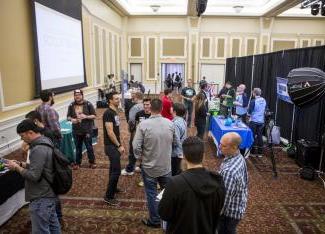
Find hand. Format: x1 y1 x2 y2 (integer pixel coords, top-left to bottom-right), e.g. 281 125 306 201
21 142 29 152
4 160 19 171
71 118 79 124
233 101 239 106
118 146 125 154
79 114 87 120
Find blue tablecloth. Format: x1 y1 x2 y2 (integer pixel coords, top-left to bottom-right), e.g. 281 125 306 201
209 116 254 149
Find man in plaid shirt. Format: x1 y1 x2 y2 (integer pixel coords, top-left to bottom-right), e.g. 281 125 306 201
218 132 248 234
36 90 61 148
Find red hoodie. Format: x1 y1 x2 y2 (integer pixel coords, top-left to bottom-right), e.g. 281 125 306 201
161 95 173 120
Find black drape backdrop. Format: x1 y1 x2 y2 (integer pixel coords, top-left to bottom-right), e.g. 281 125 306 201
225 57 236 89
225 46 325 143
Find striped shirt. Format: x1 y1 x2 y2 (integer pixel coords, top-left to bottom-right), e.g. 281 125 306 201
219 153 248 220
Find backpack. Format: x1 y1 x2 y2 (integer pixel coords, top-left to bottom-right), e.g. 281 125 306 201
38 143 72 194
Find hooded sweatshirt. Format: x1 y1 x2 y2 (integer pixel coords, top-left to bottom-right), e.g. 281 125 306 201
21 135 56 202
158 167 225 234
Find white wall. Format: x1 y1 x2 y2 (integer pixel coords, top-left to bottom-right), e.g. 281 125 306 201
82 0 122 29
272 18 325 35
127 17 188 33
200 18 260 33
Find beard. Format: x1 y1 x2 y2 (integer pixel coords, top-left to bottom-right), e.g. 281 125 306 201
50 99 55 106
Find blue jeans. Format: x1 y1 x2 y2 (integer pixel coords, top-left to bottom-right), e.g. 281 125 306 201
73 133 95 165
142 169 171 225
105 145 121 199
29 197 61 234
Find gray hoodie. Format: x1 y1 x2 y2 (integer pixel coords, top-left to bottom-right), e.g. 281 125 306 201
21 135 56 201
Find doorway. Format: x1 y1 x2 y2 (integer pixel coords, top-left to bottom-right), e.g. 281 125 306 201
130 63 142 82
161 63 185 92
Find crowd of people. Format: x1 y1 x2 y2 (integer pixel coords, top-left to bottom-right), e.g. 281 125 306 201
164 72 183 92
2 75 268 233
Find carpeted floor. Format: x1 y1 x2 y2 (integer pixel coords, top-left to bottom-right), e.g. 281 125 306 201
1 108 325 234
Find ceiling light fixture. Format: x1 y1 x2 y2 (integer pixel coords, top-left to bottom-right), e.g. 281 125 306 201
233 5 244 13
150 5 160 13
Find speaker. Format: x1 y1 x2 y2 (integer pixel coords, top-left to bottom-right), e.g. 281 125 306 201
197 0 208 17
296 139 321 169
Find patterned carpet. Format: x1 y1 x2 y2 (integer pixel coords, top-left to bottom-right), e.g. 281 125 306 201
1 108 325 234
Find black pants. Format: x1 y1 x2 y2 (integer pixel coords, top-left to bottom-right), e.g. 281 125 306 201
218 215 240 234
105 145 121 199
237 113 247 124
249 122 264 154
195 119 206 139
171 157 182 176
73 133 95 165
184 101 193 127
126 133 136 172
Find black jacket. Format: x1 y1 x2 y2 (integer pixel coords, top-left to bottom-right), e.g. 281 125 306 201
158 168 225 234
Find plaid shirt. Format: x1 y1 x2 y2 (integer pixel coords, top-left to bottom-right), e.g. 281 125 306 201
36 103 61 134
219 153 248 220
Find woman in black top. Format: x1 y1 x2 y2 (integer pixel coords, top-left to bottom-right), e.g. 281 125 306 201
194 92 208 139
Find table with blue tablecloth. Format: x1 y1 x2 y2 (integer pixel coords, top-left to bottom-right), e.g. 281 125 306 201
209 116 254 150
59 120 98 164
60 120 76 163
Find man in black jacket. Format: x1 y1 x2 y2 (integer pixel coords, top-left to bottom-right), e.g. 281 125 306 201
158 136 225 234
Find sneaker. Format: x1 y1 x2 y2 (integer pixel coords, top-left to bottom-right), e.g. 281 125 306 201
257 154 263 158
141 219 160 228
116 188 126 194
103 197 119 206
135 166 141 173
249 153 257 158
121 168 134 176
89 163 97 169
138 181 144 187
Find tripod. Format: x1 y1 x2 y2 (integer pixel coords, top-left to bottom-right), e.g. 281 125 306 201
315 132 325 188
265 116 278 178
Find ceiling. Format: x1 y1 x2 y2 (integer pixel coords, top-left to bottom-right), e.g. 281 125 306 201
106 0 325 18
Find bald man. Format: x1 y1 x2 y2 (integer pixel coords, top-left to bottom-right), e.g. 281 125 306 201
218 132 248 234
233 84 248 123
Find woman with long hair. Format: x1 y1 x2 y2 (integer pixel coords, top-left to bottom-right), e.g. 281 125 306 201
194 92 208 139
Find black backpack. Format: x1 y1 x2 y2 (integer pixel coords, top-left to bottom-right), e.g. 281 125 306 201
37 143 73 194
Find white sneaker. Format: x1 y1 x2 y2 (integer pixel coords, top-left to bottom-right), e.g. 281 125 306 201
257 154 263 158
121 169 134 176
135 166 141 173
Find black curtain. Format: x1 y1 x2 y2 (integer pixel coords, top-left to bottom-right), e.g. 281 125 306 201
281 46 325 142
225 57 236 85
235 56 253 97
225 46 325 143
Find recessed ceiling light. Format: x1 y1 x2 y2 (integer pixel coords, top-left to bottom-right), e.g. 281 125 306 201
233 5 244 13
150 5 160 12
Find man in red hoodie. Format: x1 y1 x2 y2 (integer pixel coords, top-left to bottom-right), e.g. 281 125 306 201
161 88 173 120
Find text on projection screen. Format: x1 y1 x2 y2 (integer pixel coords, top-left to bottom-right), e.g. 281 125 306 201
35 2 84 90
